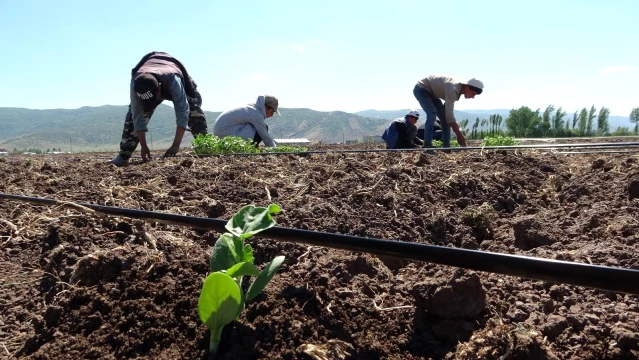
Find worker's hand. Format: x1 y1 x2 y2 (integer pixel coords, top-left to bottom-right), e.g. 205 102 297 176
162 144 180 158
140 145 152 161
456 133 467 147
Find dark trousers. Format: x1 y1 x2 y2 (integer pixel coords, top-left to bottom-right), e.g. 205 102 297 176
413 85 452 148
118 80 208 160
253 125 268 145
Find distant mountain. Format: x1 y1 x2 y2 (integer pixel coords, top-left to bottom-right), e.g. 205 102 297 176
609 116 634 131
1 104 634 152
0 105 390 151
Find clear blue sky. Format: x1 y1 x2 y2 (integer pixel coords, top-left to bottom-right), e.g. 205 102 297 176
1 0 637 116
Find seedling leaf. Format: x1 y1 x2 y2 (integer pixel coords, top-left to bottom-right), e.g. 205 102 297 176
246 255 286 301
210 234 240 272
268 204 281 214
226 262 260 278
231 235 244 260
242 244 254 263
225 204 281 239
198 272 242 354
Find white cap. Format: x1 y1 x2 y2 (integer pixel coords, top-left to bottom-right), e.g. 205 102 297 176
406 110 420 118
465 78 484 93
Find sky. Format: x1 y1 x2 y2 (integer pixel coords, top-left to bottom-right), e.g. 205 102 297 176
0 0 638 117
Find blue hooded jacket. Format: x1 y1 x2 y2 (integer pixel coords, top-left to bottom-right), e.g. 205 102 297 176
382 116 414 149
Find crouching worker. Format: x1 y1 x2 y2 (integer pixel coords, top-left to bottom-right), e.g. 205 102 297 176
111 51 208 166
382 110 424 149
212 95 280 147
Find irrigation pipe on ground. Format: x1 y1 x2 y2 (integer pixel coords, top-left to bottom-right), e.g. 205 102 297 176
16 141 639 160
182 141 639 157
2 192 639 295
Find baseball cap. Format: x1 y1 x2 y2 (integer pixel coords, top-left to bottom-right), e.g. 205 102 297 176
264 95 280 115
133 73 159 110
406 110 420 118
464 78 484 94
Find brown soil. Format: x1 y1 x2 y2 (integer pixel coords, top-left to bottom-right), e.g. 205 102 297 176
1 145 639 360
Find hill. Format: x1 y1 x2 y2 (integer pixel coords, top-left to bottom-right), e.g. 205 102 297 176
0 105 390 151
1 104 634 152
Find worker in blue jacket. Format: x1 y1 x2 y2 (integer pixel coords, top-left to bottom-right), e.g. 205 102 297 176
382 110 423 149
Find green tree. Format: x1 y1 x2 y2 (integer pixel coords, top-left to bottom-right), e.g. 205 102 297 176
541 105 554 136
578 108 588 136
488 114 497 135
480 118 487 137
505 106 541 137
472 117 480 139
459 118 470 134
572 111 578 129
630 108 639 134
597 107 610 135
586 105 597 135
552 107 566 132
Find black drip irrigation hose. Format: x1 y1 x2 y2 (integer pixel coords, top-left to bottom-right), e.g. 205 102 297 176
2 192 639 295
179 141 639 157
16 141 639 161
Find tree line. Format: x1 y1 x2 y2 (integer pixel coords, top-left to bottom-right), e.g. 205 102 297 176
9 147 64 154
462 106 639 140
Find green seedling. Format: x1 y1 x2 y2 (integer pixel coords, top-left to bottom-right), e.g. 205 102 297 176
432 139 460 148
262 144 307 152
480 135 521 146
192 134 261 155
192 134 307 155
198 204 286 356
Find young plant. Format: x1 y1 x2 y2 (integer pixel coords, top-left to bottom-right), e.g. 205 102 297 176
263 145 308 152
192 134 261 155
480 135 521 147
198 204 285 356
432 139 460 148
192 134 308 155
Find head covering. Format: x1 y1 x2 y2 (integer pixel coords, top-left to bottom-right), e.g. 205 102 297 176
133 73 159 110
464 78 484 94
264 95 280 115
406 110 420 118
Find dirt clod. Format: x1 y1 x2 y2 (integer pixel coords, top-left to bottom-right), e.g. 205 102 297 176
513 216 557 250
413 269 486 319
627 175 639 200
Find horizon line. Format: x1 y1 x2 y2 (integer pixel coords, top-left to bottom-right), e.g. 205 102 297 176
0 104 632 118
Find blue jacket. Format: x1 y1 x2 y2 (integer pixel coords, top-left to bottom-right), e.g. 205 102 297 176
382 116 416 149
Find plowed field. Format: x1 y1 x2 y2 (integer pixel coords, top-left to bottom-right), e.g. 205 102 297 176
1 145 639 359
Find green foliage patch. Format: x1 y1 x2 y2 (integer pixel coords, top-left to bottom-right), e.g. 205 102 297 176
432 139 460 148
192 134 306 155
480 135 521 146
